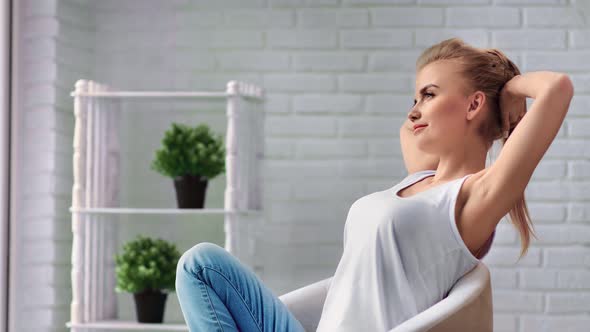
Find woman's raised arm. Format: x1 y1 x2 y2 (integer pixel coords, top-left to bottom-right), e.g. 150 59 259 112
465 71 574 237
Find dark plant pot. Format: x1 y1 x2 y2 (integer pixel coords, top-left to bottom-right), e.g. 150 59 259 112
133 289 168 323
173 175 208 208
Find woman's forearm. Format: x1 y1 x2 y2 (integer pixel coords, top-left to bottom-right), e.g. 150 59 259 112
506 71 568 100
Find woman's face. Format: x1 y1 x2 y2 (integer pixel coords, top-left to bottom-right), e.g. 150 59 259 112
409 60 474 155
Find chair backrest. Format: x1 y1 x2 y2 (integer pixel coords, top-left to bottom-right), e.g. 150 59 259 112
391 261 493 332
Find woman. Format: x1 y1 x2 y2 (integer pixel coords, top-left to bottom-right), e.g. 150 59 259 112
273 118 450 332
175 38 574 331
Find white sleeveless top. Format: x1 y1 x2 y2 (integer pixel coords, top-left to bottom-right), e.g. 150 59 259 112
316 170 480 331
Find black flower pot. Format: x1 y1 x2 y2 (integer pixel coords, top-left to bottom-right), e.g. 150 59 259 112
173 175 208 208
133 289 168 323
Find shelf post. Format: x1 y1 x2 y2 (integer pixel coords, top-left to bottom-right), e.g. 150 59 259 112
224 81 240 257
71 79 88 327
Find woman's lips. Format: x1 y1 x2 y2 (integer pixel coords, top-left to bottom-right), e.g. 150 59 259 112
414 125 427 133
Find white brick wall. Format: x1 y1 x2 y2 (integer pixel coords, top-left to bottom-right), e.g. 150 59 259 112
13 0 94 331
12 0 590 331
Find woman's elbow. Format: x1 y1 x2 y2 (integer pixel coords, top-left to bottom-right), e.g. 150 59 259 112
552 74 574 100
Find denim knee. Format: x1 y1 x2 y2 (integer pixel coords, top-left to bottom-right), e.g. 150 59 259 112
177 242 226 276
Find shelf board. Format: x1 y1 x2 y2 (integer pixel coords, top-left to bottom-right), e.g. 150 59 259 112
66 320 188 331
70 91 229 99
69 90 263 101
69 207 262 215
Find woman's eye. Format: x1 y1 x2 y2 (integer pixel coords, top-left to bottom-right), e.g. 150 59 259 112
412 93 434 106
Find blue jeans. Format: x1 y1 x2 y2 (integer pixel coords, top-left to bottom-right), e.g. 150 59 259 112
175 242 306 332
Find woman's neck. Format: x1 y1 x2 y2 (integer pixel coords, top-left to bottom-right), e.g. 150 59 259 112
430 143 488 184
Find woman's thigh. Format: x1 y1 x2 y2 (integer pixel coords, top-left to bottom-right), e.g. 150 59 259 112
176 242 305 332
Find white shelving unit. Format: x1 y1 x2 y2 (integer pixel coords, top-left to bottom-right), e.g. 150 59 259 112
65 80 266 331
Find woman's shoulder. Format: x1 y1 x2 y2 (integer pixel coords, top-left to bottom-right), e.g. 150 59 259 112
456 168 488 213
461 169 488 201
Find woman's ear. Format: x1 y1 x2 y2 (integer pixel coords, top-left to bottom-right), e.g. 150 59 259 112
467 91 486 121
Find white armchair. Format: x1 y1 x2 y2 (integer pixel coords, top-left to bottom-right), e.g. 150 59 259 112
278 261 493 332
278 275 332 331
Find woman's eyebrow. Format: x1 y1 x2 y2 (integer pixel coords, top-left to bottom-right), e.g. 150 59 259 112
417 83 439 95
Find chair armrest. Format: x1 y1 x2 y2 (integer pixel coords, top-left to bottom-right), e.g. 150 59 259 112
278 276 333 332
388 262 493 332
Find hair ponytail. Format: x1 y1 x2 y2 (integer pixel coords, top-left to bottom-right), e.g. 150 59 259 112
497 94 538 262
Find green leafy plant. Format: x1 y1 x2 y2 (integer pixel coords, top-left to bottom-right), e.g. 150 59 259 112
151 123 226 180
115 235 182 294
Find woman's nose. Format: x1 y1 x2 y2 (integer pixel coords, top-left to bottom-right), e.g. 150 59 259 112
407 109 420 122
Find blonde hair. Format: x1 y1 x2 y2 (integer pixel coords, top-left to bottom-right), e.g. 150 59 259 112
415 37 537 261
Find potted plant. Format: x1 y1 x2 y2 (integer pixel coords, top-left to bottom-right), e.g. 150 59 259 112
115 235 181 323
151 122 226 208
